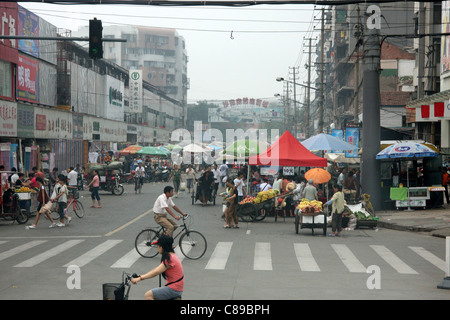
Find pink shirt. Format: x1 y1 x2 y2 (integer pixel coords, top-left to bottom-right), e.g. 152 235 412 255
163 253 184 292
93 175 100 187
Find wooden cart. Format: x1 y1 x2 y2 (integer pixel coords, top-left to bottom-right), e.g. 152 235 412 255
294 208 327 236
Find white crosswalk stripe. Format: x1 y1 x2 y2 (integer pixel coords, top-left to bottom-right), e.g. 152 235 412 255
331 244 366 273
64 240 122 267
409 246 446 272
294 243 320 272
205 241 233 270
371 245 418 274
0 240 47 262
14 240 84 267
254 242 272 271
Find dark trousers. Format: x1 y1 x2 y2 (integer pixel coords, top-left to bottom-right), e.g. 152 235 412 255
332 212 343 233
444 185 449 204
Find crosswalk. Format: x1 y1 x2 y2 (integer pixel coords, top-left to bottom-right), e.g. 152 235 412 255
0 239 446 276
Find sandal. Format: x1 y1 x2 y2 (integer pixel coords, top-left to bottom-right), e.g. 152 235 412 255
223 225 230 228
90 205 96 208
328 233 335 237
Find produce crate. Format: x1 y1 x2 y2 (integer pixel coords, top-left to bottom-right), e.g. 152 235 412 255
356 219 378 229
16 192 31 200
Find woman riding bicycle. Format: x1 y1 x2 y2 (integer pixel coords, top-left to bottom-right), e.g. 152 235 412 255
131 235 183 300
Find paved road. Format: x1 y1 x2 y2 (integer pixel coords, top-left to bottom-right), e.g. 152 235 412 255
0 182 449 301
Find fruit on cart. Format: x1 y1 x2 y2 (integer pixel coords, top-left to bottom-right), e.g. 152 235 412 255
15 187 31 193
239 196 256 205
297 199 323 212
256 189 279 202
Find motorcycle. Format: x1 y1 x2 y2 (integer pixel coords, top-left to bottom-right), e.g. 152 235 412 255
98 172 124 195
154 166 171 182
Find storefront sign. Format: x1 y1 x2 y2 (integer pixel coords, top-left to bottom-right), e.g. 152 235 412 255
104 75 124 121
345 127 359 158
34 107 72 139
0 100 17 137
17 54 39 103
0 2 18 63
36 114 46 130
17 103 34 138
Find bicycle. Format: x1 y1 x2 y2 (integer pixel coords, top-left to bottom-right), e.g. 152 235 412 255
135 175 143 194
103 272 138 300
51 187 85 220
135 214 207 260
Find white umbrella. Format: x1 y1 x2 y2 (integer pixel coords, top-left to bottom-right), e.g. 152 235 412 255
183 143 212 153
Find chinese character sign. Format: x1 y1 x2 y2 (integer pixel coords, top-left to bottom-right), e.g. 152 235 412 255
0 2 18 63
0 101 18 137
345 127 360 158
129 70 142 113
17 54 39 103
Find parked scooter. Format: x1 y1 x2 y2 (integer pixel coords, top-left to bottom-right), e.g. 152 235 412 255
98 171 124 195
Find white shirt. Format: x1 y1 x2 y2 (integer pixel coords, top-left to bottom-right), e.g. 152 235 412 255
153 193 176 214
135 166 145 177
234 178 244 196
212 169 221 183
67 170 78 186
219 164 228 176
259 182 272 191
11 173 19 185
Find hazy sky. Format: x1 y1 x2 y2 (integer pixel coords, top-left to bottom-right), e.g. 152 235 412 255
20 2 320 103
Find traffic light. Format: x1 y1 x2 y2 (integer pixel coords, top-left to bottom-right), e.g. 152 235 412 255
89 18 103 59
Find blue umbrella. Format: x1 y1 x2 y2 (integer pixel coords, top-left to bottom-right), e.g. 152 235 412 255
301 133 359 152
376 141 438 159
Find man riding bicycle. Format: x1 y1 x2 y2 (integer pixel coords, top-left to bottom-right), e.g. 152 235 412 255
135 160 145 192
153 186 187 237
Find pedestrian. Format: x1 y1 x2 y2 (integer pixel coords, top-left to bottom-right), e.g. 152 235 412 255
49 167 58 194
26 177 56 229
337 168 346 187
233 171 246 204
443 167 449 204
185 164 196 193
326 184 345 237
87 169 101 208
198 166 214 206
170 165 182 198
131 235 184 300
292 176 306 203
219 161 228 188
224 178 239 229
153 186 187 237
51 175 71 227
302 179 318 201
212 163 221 197
67 166 78 196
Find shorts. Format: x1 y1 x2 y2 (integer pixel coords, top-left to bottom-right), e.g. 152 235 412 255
151 286 183 300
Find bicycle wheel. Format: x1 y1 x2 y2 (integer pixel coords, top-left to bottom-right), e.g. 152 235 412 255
135 229 160 258
179 230 207 260
71 201 85 218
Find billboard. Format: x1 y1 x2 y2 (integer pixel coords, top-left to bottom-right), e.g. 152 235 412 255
0 2 18 63
17 6 39 58
17 54 39 103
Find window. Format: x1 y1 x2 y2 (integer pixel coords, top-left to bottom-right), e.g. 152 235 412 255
0 60 13 99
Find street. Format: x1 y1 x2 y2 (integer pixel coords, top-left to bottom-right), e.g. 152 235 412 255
0 182 449 301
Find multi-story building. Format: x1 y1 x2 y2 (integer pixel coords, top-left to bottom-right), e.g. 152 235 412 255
75 25 189 110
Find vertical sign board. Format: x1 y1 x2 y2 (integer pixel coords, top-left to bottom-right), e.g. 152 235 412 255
129 70 143 114
17 54 39 103
0 2 18 64
17 6 39 58
331 129 344 153
345 127 360 158
0 100 17 137
104 75 124 122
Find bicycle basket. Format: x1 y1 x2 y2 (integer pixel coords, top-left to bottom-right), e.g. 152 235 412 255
102 283 125 300
73 190 80 200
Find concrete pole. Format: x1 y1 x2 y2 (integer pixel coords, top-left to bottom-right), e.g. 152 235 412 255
306 38 312 138
318 8 325 134
361 26 382 210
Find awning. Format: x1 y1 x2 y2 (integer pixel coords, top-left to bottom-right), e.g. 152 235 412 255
405 89 450 109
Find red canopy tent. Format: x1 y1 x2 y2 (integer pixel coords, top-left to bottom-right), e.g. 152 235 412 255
248 131 327 167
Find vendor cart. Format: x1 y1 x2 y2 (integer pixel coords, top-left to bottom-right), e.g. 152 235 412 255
16 190 39 217
294 207 327 236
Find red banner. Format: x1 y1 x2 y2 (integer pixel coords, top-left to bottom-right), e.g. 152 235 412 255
0 2 18 63
434 102 445 117
421 105 430 118
17 54 39 103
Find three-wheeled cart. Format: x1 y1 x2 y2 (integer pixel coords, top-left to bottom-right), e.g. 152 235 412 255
294 207 327 236
191 183 216 205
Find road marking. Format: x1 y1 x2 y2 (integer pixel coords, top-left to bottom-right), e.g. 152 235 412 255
371 245 418 274
294 243 320 272
409 246 446 272
254 242 272 270
111 247 143 268
0 241 8 246
14 240 84 267
205 242 233 270
0 240 47 262
105 209 153 237
331 244 366 273
64 239 123 267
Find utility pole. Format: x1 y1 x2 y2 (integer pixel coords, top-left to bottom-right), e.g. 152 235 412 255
289 66 299 136
353 5 361 124
304 37 315 138
361 18 382 211
318 7 325 134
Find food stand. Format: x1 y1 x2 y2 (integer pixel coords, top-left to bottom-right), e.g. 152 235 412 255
295 199 327 235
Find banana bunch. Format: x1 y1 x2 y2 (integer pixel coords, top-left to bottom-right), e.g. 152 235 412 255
16 187 31 193
256 189 279 202
297 199 323 212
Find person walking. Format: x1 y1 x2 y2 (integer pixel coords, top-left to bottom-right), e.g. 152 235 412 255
51 175 71 227
223 178 239 229
233 171 246 204
198 166 214 206
87 169 101 208
131 235 184 300
326 184 345 237
185 164 196 194
26 177 56 229
170 165 182 198
302 179 318 201
219 161 228 188
153 186 187 237
212 163 221 198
